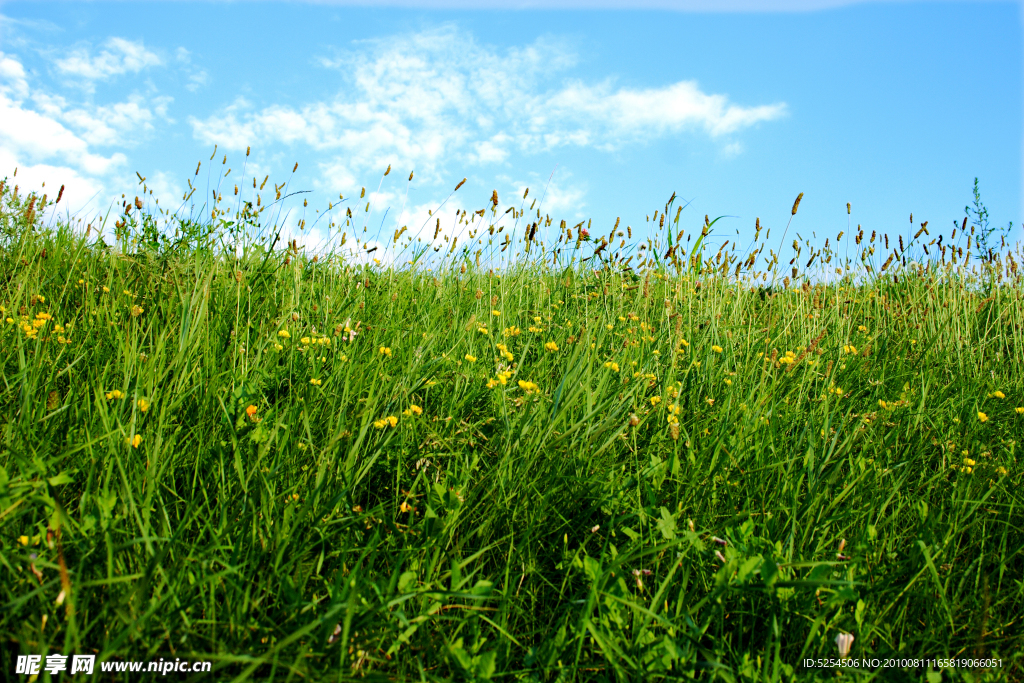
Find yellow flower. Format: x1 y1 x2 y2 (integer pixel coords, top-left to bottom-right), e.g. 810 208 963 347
18 535 29 546
996 466 1008 477
528 326 542 333
711 345 723 353
650 396 661 406
504 326 521 336
858 325 868 333
491 310 501 316
978 412 988 423
246 405 258 420
380 346 392 357
465 354 477 363
667 415 679 425
130 305 144 317
387 415 398 427
544 341 558 352
878 400 887 409
300 337 311 345
274 343 284 351
605 324 614 331
310 378 322 386
128 434 142 448
497 370 512 385
724 378 732 385
679 339 689 347
963 457 977 467
991 391 1006 399
518 380 539 394
400 500 413 513
486 378 499 388
407 404 423 415
604 361 619 372
78 279 84 285
1016 407 1024 415
278 329 291 339
477 326 489 335
105 390 125 400
102 286 110 293
138 398 150 412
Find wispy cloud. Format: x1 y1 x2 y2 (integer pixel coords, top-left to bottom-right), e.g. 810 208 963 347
191 24 785 192
0 48 176 220
54 37 162 83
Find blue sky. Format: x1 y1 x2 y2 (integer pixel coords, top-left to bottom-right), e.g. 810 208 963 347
0 1 1020 265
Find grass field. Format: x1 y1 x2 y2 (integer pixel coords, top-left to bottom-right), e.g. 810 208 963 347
1 166 1022 681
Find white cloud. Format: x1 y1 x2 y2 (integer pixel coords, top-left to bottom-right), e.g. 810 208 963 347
0 49 174 224
0 52 29 101
185 69 209 92
190 25 784 194
54 37 162 83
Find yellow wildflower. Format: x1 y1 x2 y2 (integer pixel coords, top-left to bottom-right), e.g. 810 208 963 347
492 310 501 316
310 378 322 386
278 329 291 339
963 457 976 467
544 341 558 352
138 398 150 412
518 380 539 394
996 466 1008 476
978 412 988 422
128 434 142 448
991 391 1005 399
300 337 311 345
858 325 868 333
274 343 284 351
604 361 619 372
711 345 723 353
878 400 887 409
465 354 477 363
650 396 661 406
105 390 125 400
1016 407 1024 415
380 346 392 357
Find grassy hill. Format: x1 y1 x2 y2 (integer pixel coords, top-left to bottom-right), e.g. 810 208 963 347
1 172 1022 681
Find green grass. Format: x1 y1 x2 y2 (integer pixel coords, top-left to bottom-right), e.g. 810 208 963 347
1 169 1023 682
